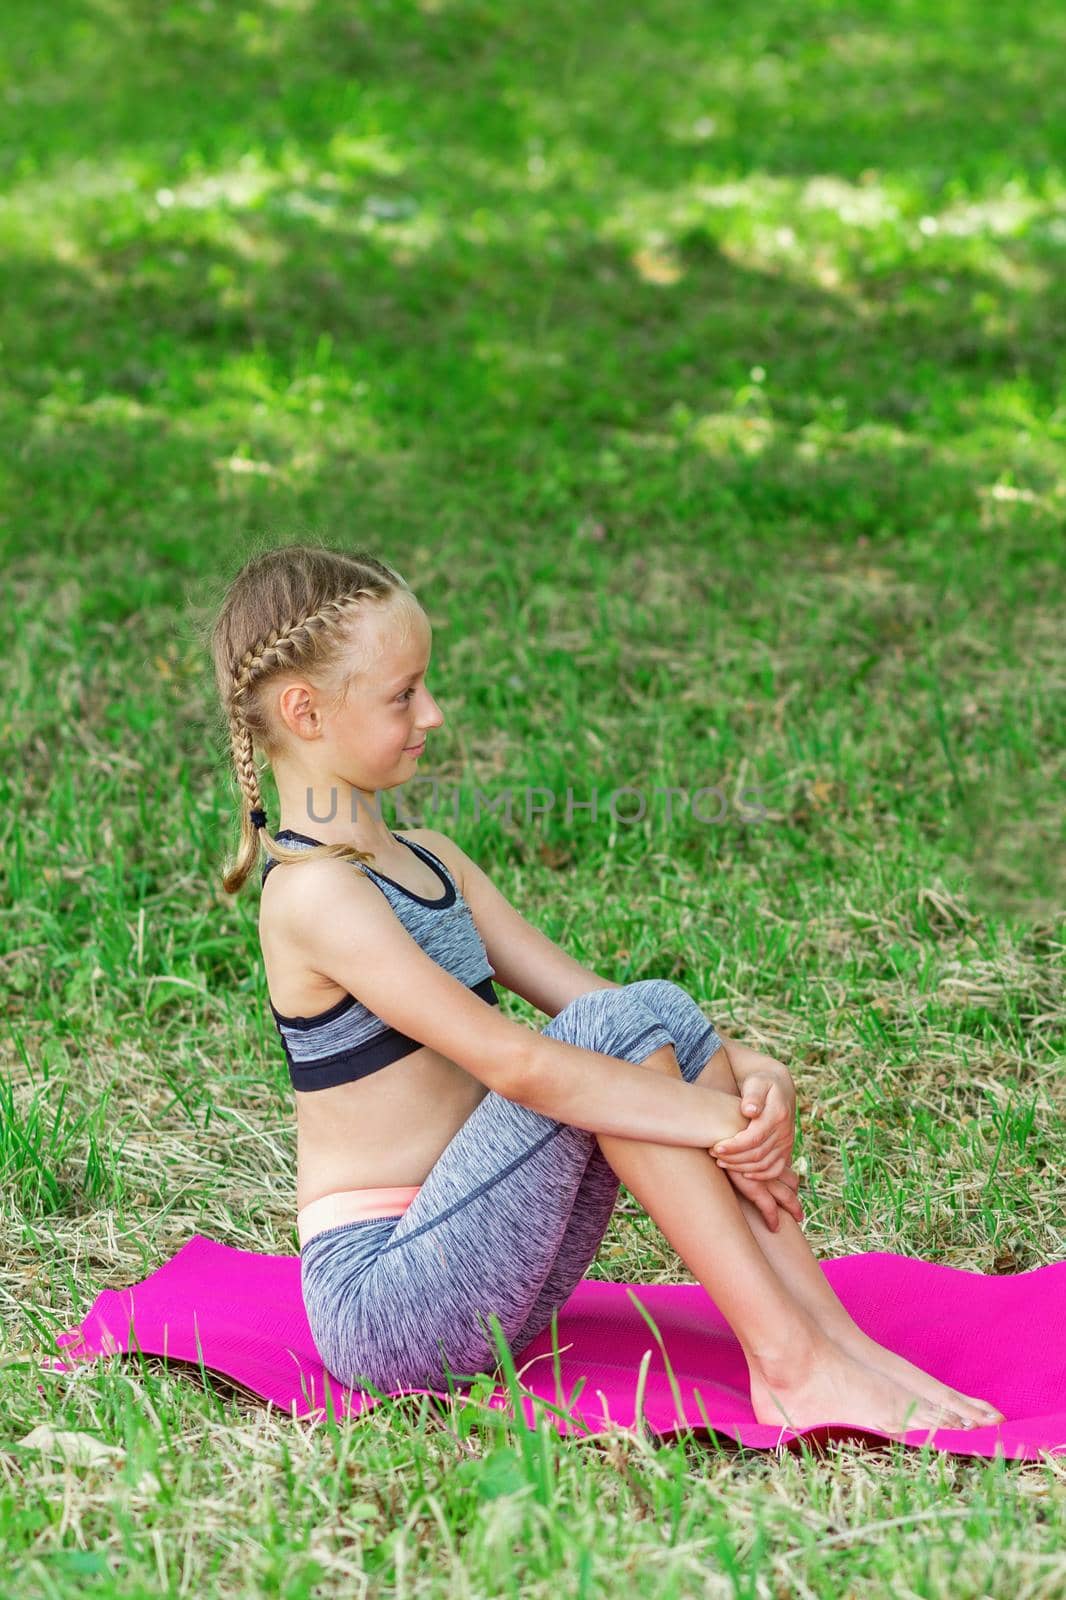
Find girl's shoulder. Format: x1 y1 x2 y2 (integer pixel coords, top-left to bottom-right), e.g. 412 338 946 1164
258 829 467 938
257 847 371 938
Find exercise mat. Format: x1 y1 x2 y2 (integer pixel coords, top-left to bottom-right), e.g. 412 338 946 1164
39 1235 1065 1460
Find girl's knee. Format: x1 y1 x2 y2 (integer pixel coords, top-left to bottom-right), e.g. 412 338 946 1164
547 986 631 1033
623 979 725 1081
623 977 689 1016
545 986 652 1058
623 977 679 998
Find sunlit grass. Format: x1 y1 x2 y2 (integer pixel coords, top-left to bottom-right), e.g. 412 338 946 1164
1 0 1064 1592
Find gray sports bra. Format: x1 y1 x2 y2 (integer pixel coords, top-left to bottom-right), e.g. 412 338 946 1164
261 829 498 1091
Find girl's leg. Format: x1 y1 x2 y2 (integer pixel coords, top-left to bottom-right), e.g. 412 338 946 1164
621 980 1002 1428
302 986 825 1398
303 984 974 1432
575 983 987 1433
505 986 727 1355
623 979 867 1339
301 988 673 1394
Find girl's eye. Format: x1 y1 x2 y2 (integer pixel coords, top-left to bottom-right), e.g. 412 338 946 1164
398 687 416 702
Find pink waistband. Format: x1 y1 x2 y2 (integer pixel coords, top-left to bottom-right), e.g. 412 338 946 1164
297 1184 422 1249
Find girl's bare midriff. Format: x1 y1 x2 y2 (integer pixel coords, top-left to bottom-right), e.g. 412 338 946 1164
291 1053 489 1210
258 831 491 1212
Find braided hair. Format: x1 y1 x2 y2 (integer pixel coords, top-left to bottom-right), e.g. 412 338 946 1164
207 541 420 895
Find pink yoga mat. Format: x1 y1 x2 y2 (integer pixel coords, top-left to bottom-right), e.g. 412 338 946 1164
39 1235 1066 1460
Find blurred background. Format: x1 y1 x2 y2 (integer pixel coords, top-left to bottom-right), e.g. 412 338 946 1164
3 0 1063 1220
2 1 1064 1585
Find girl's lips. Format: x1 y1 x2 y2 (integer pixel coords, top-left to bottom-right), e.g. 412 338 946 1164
405 741 426 755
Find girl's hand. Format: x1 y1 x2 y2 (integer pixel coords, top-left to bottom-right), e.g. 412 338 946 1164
723 1163 804 1233
709 1074 796 1182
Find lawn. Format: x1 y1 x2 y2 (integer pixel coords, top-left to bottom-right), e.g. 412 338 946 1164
1 0 1064 1594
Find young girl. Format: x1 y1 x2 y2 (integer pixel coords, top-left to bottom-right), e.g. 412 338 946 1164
211 542 1002 1438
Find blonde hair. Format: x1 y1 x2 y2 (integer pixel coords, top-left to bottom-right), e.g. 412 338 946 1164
206 540 421 895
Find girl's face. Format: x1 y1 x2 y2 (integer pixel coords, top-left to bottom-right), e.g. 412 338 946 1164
327 600 444 786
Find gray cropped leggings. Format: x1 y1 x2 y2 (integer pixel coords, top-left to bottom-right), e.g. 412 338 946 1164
300 978 724 1395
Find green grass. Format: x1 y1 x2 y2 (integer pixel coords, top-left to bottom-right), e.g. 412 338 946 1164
2 0 1064 1592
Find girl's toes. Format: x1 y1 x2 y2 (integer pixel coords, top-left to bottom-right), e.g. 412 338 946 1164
964 1393 1004 1425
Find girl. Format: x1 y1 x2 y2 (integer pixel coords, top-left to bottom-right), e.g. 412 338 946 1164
210 542 1002 1437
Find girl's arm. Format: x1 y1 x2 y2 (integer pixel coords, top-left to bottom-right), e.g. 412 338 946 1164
715 1031 797 1106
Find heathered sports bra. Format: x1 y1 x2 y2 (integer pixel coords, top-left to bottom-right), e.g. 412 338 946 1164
261 828 499 1092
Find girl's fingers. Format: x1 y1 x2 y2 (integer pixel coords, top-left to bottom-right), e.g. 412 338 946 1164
742 1185 781 1231
768 1178 804 1222
727 1170 802 1232
710 1152 784 1177
714 1119 787 1158
713 1132 772 1159
729 1162 785 1182
719 1154 786 1179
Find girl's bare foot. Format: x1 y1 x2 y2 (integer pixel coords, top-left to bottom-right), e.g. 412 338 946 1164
749 1343 978 1440
824 1326 1004 1428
